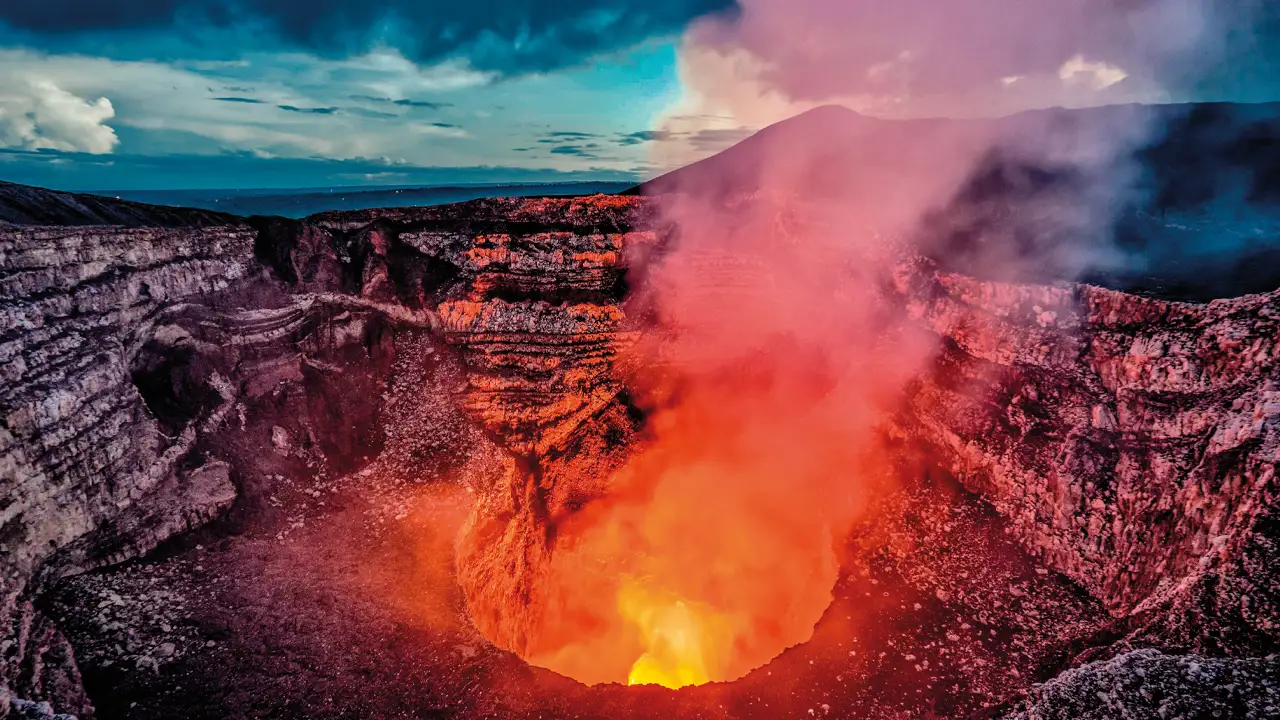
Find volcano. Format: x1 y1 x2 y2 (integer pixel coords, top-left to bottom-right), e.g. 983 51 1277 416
1 102 1279 720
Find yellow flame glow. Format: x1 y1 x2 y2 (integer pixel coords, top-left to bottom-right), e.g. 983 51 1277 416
618 581 730 689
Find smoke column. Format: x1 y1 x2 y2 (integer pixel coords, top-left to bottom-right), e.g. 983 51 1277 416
519 0 1258 687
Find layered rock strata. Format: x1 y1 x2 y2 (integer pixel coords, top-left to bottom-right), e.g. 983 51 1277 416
433 204 656 655
0 211 436 714
894 264 1279 651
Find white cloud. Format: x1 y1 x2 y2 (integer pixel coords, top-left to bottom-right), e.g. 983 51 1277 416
1058 54 1129 91
0 79 119 153
408 123 471 139
0 45 654 176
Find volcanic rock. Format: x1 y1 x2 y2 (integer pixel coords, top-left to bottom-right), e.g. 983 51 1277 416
894 265 1280 653
999 648 1279 719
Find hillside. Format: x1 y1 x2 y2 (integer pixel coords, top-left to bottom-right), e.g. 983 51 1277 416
0 180 239 227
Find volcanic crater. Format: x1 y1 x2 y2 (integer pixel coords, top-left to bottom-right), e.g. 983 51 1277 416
3 103 1280 720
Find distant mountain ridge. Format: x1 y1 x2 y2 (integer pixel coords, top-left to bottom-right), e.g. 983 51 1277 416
629 101 1280 299
108 181 636 219
632 101 1280 201
0 180 239 227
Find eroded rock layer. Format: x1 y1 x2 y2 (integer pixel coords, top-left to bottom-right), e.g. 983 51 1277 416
895 266 1280 650
434 204 656 655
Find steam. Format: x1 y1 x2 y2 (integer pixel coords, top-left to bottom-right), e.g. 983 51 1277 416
652 0 1268 286
518 0 1267 687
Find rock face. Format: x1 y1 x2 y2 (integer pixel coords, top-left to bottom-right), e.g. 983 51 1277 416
1 224 257 639
0 188 657 715
437 205 655 655
1000 648 1279 719
0 193 437 713
0 180 1276 717
895 266 1280 652
434 200 1279 668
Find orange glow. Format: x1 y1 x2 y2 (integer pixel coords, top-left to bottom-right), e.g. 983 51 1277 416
619 581 727 688
511 195 928 685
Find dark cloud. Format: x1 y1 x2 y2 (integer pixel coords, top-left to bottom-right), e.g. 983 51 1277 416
549 144 599 158
429 122 459 129
0 0 738 74
212 96 264 104
278 104 338 114
394 99 452 109
349 95 453 110
617 129 680 144
537 132 601 144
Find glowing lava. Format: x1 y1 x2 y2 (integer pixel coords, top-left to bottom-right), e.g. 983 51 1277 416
619 581 732 688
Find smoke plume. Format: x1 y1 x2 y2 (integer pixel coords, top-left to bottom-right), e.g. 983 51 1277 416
519 0 1265 687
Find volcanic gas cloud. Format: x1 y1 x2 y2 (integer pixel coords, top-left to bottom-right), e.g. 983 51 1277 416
521 191 940 687
464 0 1245 689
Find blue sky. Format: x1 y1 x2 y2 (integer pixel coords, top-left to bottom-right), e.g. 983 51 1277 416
0 0 733 190
0 0 1277 191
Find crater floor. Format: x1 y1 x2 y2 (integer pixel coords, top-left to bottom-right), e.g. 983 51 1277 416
47 460 1113 720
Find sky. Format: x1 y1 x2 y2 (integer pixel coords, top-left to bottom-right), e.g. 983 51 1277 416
0 0 1277 191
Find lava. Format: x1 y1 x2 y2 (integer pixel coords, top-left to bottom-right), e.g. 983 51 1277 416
618 581 727 688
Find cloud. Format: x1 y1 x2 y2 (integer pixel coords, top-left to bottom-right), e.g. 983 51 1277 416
545 130 600 139
409 122 470 139
686 126 752 152
0 0 738 75
0 79 119 153
656 0 1280 130
345 107 398 119
1058 54 1129 91
0 44 658 183
0 49 496 163
632 0 1280 172
393 98 451 109
349 95 455 110
278 104 338 114
617 129 681 144
549 144 599 158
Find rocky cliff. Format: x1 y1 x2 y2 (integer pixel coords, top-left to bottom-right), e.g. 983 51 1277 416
0 192 439 713
895 265 1279 653
1 223 254 713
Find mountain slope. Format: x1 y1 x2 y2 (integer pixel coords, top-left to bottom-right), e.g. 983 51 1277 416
0 181 244 227
630 102 1280 299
